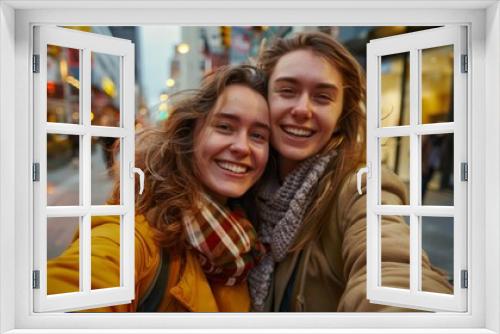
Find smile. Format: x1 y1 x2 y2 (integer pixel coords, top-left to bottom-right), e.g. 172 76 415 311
281 125 315 138
216 160 249 174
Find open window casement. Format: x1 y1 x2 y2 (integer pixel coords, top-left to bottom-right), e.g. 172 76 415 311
33 26 139 312
363 26 467 312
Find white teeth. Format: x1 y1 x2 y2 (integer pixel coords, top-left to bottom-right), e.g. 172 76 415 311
217 161 248 174
283 126 313 137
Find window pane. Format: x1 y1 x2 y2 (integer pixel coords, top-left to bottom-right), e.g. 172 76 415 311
47 217 80 295
380 215 410 289
47 134 80 206
421 133 454 206
47 45 80 124
91 52 121 127
91 216 121 290
380 136 410 204
421 216 454 294
380 52 410 127
421 45 454 124
91 137 120 205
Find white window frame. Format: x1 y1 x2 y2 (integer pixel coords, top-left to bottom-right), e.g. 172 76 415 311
0 1 499 333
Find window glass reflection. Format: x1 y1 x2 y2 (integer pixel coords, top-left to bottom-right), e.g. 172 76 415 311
47 217 80 295
421 134 454 206
421 216 454 294
91 52 121 127
380 215 410 289
380 136 410 204
421 45 454 124
47 134 80 206
47 45 80 124
380 52 410 127
91 137 120 205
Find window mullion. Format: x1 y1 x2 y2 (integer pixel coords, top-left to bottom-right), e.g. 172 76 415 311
409 48 421 293
81 48 92 293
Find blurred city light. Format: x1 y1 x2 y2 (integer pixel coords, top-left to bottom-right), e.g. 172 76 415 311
47 81 57 95
101 76 117 98
158 111 168 120
66 76 80 90
160 93 169 102
166 78 175 87
177 43 190 54
59 59 68 78
158 102 168 111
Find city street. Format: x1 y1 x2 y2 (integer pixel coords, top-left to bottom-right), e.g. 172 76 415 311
47 143 115 259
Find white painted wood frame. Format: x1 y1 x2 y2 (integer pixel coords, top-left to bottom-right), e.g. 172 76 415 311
32 26 136 312
366 26 467 312
0 1 499 333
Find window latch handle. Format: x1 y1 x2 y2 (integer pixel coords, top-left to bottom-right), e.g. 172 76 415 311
356 163 371 195
130 162 145 195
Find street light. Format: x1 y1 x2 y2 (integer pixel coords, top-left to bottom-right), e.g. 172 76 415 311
166 78 175 88
177 43 190 54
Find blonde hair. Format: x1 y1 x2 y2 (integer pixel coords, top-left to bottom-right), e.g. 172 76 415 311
258 32 366 250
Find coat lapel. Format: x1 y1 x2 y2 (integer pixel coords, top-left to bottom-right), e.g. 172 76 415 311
272 250 302 312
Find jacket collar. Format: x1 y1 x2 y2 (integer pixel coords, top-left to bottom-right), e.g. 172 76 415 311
169 251 219 312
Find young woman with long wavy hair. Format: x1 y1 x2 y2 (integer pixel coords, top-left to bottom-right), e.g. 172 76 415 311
48 65 270 312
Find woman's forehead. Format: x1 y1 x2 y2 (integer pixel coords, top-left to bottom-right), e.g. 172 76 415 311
270 50 343 87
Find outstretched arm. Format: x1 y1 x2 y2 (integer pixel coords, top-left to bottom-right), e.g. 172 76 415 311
335 168 452 312
47 215 160 312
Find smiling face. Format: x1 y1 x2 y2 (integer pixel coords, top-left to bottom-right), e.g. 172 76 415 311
193 84 270 203
268 49 344 176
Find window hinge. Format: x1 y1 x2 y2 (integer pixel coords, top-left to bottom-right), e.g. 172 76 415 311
32 55 40 73
461 270 468 289
33 270 40 289
33 163 40 182
461 54 468 73
461 162 468 182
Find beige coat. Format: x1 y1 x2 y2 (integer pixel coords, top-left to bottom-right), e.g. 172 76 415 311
265 168 453 312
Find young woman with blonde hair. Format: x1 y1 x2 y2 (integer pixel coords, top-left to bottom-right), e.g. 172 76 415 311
249 32 452 312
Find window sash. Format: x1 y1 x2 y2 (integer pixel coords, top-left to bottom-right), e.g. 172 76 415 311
32 25 136 313
366 26 468 312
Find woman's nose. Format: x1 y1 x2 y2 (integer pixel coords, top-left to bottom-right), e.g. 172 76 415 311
290 93 313 120
229 133 251 156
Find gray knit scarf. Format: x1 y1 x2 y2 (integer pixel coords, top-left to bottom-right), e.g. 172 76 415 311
248 151 336 311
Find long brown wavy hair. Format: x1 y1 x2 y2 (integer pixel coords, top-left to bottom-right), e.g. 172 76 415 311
258 32 366 251
110 65 267 251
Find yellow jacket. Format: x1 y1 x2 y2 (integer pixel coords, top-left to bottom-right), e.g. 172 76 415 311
47 215 250 312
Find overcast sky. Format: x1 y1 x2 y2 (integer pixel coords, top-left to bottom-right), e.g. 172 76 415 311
139 26 181 109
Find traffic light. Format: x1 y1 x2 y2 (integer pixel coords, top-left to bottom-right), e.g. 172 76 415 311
220 26 232 48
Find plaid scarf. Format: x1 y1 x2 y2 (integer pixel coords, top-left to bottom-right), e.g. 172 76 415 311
183 194 266 286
